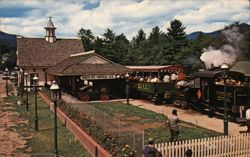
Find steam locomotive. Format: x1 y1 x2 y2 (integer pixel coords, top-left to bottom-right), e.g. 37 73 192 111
173 70 249 118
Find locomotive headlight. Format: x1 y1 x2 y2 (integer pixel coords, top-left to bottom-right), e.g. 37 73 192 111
221 63 229 78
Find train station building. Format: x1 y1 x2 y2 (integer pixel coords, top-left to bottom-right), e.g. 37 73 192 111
16 18 130 100
46 50 129 101
17 17 84 87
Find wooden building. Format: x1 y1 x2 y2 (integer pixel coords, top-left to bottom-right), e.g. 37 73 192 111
16 17 84 87
46 51 130 101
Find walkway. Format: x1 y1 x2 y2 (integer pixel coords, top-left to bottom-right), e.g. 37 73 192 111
0 74 30 156
126 99 247 135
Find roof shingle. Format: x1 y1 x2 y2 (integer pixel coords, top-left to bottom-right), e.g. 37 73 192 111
17 37 84 67
47 52 130 76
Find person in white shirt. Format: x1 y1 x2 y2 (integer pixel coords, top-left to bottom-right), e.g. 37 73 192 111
246 107 250 133
150 76 160 82
147 76 152 82
171 73 178 82
163 74 170 83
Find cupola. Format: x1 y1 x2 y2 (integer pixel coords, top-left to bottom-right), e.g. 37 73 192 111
44 17 56 43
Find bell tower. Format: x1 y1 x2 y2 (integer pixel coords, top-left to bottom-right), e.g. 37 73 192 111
44 17 56 43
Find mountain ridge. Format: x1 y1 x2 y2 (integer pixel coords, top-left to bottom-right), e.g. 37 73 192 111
0 31 16 49
186 23 250 40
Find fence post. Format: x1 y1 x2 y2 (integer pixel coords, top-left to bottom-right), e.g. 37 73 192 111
133 131 135 150
142 130 145 151
95 146 98 157
119 119 120 137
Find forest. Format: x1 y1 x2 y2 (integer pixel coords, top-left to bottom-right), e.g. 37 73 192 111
77 19 250 73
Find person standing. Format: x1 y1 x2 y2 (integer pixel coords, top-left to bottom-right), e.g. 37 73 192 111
143 138 158 157
166 109 180 142
246 106 250 133
170 73 178 82
163 74 170 83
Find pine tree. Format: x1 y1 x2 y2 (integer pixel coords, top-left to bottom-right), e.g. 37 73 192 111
77 28 95 51
167 19 188 64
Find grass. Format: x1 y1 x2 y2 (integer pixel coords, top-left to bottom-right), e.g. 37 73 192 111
92 102 166 123
145 124 222 143
4 93 91 157
91 102 222 143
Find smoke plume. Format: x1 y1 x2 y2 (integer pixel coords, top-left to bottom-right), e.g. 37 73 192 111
200 27 244 69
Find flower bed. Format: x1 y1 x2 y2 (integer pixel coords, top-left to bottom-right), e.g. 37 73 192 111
41 90 136 156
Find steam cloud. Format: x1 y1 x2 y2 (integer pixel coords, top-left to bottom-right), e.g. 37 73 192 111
200 27 244 69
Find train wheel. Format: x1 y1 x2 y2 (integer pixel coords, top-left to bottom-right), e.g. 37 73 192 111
148 94 153 100
80 93 90 101
181 101 188 109
208 106 215 118
100 93 109 101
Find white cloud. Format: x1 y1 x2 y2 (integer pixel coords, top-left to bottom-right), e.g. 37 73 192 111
171 0 250 33
185 22 226 34
0 0 249 40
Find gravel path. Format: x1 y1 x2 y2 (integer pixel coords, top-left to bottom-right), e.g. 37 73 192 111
0 74 31 157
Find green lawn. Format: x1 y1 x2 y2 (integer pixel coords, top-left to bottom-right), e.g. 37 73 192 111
92 102 166 123
4 93 91 157
91 102 222 143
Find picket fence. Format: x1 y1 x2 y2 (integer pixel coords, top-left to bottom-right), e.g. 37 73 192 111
156 133 250 157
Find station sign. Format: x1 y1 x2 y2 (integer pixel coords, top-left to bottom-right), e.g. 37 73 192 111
80 75 117 80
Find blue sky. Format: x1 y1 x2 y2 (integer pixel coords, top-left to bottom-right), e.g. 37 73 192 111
0 0 249 40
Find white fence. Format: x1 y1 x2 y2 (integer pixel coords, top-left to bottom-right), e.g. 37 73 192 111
156 133 250 157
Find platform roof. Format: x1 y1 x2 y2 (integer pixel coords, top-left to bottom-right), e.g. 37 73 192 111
47 51 129 77
126 65 183 72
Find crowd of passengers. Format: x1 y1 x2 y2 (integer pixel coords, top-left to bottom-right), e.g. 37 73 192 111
128 72 185 83
215 77 247 86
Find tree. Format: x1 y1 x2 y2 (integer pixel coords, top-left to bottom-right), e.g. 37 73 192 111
114 33 132 64
102 28 116 45
77 28 95 51
94 36 104 54
167 19 186 41
0 42 16 69
166 19 188 64
131 29 146 48
1 52 16 69
148 26 162 44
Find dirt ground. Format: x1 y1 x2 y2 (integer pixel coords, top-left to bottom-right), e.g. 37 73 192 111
114 113 164 131
0 76 31 156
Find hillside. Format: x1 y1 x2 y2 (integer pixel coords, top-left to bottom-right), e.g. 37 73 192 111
186 23 250 40
0 31 16 49
187 30 221 40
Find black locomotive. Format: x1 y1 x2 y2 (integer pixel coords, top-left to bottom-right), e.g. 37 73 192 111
173 70 249 119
